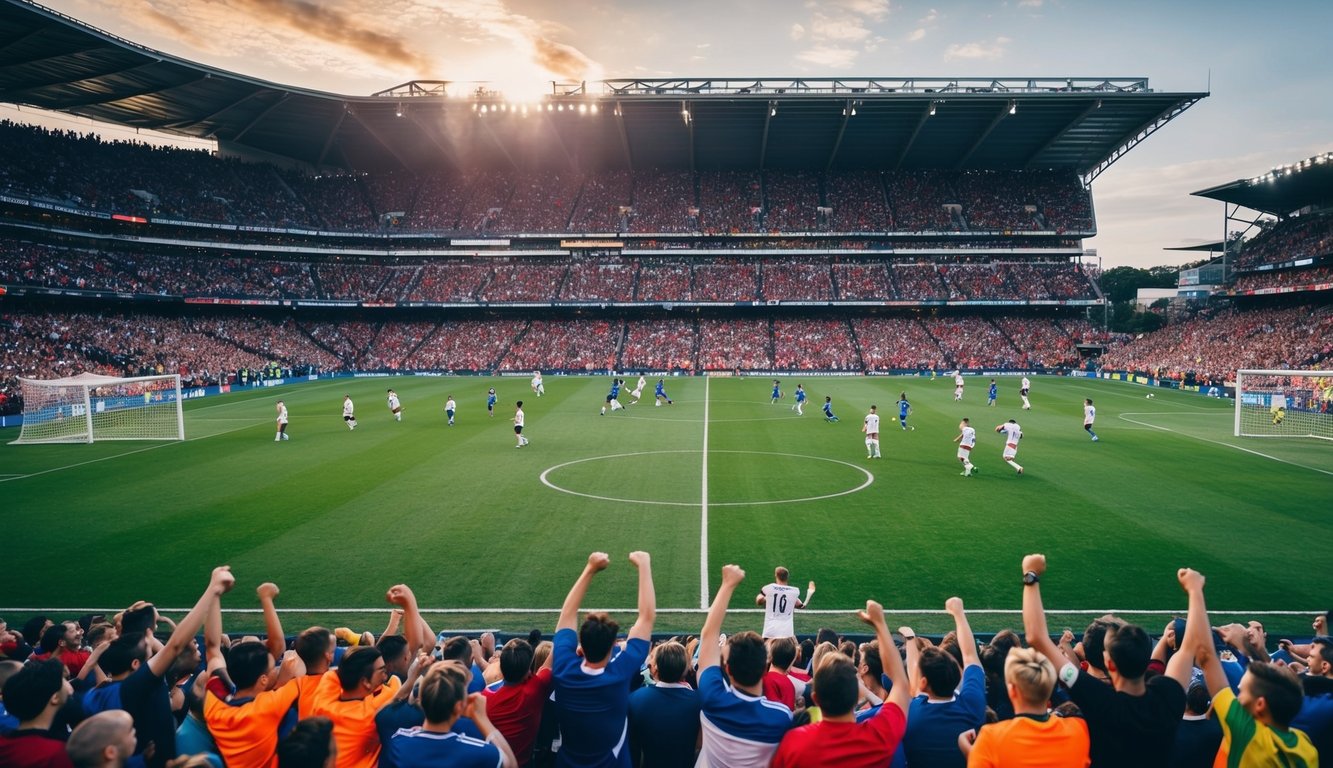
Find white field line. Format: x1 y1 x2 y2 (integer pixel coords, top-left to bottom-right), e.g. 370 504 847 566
0 421 259 484
0 607 1320 616
1117 413 1333 477
700 376 711 610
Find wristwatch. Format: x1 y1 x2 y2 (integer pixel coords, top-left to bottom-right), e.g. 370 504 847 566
1023 571 1040 586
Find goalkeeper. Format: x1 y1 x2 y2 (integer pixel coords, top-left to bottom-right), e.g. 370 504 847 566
1272 406 1286 426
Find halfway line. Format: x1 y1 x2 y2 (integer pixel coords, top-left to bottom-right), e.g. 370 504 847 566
700 377 711 609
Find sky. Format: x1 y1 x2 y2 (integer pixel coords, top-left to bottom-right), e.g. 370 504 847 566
7 0 1333 268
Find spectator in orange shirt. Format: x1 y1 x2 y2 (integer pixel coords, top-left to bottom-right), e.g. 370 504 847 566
959 647 1090 767
203 637 306 768
310 647 400 768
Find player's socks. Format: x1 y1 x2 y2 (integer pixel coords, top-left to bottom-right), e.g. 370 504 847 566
600 407 606 415
275 435 281 441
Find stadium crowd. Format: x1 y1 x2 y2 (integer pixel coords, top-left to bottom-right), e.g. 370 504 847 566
1235 215 1333 271
0 122 1096 236
1 558 1328 768
0 239 1101 305
1233 265 1333 294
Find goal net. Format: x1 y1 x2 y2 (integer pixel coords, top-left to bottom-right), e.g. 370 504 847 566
1234 369 1333 441
11 373 185 444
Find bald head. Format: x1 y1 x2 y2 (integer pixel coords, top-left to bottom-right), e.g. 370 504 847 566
67 710 137 768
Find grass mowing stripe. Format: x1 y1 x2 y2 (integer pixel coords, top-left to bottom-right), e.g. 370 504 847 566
700 376 711 609
1117 412 1333 476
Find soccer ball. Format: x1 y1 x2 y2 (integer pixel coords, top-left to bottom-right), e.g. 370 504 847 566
1146 393 1155 399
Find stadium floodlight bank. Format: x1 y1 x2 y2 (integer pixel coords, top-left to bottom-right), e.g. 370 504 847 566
12 373 184 444
1234 369 1333 441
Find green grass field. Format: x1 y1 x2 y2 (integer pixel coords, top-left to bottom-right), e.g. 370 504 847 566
3 374 1330 637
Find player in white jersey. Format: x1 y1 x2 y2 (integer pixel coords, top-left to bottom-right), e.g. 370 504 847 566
629 374 647 404
512 400 528 447
531 371 544 397
1083 398 1099 441
386 389 402 421
341 394 357 430
862 405 881 459
444 395 456 426
274 400 289 441
755 567 815 638
1020 376 1032 410
953 417 977 477
954 371 965 401
994 419 1024 474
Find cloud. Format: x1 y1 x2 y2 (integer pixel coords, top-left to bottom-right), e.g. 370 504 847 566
1017 0 1042 6
908 28 926 41
222 0 434 72
811 13 872 42
531 37 596 80
796 45 860 68
835 0 891 21
790 23 807 40
919 8 939 23
943 36 1011 61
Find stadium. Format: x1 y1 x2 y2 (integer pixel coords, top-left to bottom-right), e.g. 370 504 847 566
0 0 1331 765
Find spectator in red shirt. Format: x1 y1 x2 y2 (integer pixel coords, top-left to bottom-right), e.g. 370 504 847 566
771 600 910 768
481 639 553 768
0 658 75 768
763 637 799 709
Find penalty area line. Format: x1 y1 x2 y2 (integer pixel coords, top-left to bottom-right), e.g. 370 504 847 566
1117 413 1333 477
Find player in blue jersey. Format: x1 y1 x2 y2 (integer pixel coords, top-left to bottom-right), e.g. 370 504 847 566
654 379 673 407
486 388 497 418
822 396 839 422
896 392 914 431
771 380 782 404
987 379 998 407
791 384 807 415
601 379 624 415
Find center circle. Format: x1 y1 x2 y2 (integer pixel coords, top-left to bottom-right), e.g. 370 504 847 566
539 450 874 507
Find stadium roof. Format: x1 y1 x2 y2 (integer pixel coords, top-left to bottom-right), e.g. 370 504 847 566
1191 151 1333 216
0 0 1206 178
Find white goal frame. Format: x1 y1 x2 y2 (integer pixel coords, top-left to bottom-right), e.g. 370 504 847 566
11 373 185 445
1234 369 1333 441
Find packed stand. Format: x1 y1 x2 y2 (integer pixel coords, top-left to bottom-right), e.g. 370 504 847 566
620 318 697 371
480 265 570 303
698 171 763 234
991 317 1083 369
694 261 759 302
491 172 583 234
500 319 620 371
362 171 420 227
406 263 493 302
826 171 892 231
559 257 637 302
357 322 439 370
406 319 527 372
628 172 698 233
1236 215 1333 270
771 319 860 370
761 260 834 302
404 175 469 231
281 173 377 231
923 316 1022 369
762 171 821 232
635 260 693 302
569 171 632 232
1102 304 1333 385
832 261 894 300
886 171 960 232
1233 264 1333 293
892 264 949 301
853 317 947 370
698 318 773 370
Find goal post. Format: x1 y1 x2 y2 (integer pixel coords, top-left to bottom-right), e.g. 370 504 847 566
1234 369 1333 441
11 373 185 444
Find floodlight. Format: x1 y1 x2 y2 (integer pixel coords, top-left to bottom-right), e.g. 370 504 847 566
1008 100 1017 115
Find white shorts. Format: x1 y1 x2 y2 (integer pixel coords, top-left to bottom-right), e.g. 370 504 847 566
957 447 973 460
1003 444 1018 460
631 388 643 398
955 387 964 395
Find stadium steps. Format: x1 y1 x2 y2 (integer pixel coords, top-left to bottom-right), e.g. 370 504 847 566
986 317 1024 360
401 321 444 367
310 266 326 298
492 320 533 370
845 318 867 370
612 322 628 370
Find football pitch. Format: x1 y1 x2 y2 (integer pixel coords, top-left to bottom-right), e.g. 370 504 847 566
3 374 1330 637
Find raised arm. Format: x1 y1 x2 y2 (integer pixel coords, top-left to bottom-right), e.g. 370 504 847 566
946 597 980 669
204 589 227 676
380 610 403 645
1177 568 1227 695
149 566 234 678
860 601 909 714
627 551 656 642
256 582 286 663
1020 554 1068 674
897 626 922 694
386 585 423 659
797 580 815 609
698 564 744 671
557 552 610 632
